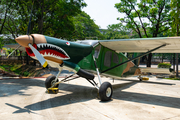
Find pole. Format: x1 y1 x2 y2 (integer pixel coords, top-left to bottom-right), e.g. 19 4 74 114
173 53 175 74
176 53 178 77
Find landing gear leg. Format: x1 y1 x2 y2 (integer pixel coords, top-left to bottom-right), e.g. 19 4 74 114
138 74 142 81
92 56 113 101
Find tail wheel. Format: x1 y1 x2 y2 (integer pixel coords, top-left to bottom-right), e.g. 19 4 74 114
99 82 113 101
45 75 59 89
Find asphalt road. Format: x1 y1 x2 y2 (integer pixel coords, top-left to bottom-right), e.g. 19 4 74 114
0 76 180 120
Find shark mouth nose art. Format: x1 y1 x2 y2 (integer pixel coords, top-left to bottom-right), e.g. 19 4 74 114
26 43 70 60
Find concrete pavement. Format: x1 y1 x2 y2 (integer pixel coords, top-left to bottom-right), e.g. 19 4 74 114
0 76 180 120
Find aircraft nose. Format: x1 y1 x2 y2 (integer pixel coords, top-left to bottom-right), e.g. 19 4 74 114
15 35 33 48
15 34 47 48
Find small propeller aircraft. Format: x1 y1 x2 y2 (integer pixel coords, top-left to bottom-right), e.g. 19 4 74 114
6 3 180 101
13 34 180 101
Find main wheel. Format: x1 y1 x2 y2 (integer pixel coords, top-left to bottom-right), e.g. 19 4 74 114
45 75 59 89
99 82 113 101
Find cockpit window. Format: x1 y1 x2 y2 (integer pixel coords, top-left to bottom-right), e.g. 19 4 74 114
94 45 101 58
113 53 119 64
104 51 112 67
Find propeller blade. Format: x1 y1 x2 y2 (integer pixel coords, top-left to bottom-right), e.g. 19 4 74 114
28 43 48 68
7 45 21 58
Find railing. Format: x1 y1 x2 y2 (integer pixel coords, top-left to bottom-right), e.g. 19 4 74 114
0 56 39 65
0 56 23 60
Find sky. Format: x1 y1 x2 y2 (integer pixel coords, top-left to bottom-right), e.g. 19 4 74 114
82 0 124 29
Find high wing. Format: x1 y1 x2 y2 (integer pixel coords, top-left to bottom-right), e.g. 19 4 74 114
99 37 180 53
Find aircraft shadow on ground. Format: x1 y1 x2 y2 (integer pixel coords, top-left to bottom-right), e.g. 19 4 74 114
0 77 174 97
113 79 180 109
5 78 180 114
6 82 98 114
118 78 175 85
0 78 45 97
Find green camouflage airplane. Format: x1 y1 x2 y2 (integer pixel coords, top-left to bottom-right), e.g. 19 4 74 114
14 34 180 101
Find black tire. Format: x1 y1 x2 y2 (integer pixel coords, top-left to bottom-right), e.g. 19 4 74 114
45 75 59 89
99 82 113 101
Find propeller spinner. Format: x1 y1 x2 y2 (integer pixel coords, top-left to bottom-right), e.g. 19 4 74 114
15 34 48 68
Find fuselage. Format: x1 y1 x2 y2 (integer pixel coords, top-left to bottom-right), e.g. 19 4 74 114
15 34 141 78
77 41 141 78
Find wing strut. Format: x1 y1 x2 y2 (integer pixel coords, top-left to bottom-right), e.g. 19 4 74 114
101 44 166 73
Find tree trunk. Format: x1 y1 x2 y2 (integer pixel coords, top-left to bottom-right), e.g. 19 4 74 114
33 60 36 66
20 51 22 64
146 53 152 67
38 1 44 34
26 53 29 65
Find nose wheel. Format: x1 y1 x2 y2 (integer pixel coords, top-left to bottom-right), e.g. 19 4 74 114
99 82 113 101
45 75 59 89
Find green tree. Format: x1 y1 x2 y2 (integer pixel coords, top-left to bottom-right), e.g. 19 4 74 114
170 0 180 36
0 0 17 46
1 0 87 40
73 11 104 40
170 0 180 77
0 37 3 49
115 0 171 67
0 0 13 34
103 23 132 39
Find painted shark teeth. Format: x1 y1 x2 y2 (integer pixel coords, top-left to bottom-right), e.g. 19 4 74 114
37 43 70 60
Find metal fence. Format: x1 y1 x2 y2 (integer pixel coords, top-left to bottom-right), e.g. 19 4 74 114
0 55 172 65
0 56 39 65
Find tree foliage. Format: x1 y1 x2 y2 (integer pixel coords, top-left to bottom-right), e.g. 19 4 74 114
102 23 132 39
115 0 171 38
0 0 13 35
115 0 172 67
0 0 105 41
170 0 180 36
73 11 104 40
17 0 87 40
0 37 3 49
0 0 88 40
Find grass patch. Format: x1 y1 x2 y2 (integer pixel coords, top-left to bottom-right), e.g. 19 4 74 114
10 64 22 71
0 65 11 72
0 64 46 77
0 66 8 71
165 77 180 80
0 64 30 76
158 63 171 68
